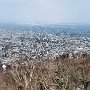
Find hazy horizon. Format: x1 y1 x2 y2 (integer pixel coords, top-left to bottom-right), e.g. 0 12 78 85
0 0 90 24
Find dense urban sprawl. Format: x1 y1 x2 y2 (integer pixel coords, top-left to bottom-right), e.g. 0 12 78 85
0 24 90 63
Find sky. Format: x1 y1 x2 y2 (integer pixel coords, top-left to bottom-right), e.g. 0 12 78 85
0 0 90 24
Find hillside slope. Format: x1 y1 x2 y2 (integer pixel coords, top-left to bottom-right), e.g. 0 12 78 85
0 54 90 90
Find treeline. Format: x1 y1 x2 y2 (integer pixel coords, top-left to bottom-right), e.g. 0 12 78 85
0 53 90 90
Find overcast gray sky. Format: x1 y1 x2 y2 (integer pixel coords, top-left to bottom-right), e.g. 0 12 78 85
0 0 90 24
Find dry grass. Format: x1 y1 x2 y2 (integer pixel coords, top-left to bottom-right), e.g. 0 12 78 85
0 54 90 90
